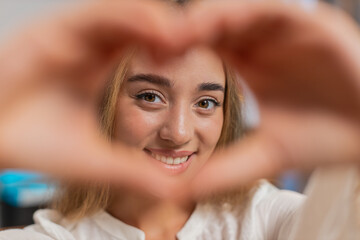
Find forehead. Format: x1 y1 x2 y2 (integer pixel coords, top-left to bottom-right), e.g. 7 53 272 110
128 47 225 86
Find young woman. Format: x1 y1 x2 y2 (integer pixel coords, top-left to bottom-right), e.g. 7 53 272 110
0 0 359 239
0 45 304 240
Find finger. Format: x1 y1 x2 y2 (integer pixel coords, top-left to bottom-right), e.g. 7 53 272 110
189 132 287 199
66 0 188 55
0 0 188 107
0 90 186 200
185 0 293 45
184 0 343 52
39 0 187 96
1 129 187 201
58 141 188 201
190 112 360 199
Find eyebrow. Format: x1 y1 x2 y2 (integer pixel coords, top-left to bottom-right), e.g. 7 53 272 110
198 82 225 92
127 73 225 92
127 74 172 88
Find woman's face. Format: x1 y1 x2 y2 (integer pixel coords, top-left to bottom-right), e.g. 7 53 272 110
115 47 225 178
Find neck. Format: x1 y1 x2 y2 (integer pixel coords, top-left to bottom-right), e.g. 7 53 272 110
107 189 195 240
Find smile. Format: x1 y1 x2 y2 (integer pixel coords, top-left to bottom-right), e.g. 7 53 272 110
145 148 194 166
151 153 189 165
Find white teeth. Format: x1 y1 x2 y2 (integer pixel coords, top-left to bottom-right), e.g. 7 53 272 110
180 157 187 163
166 157 174 164
151 153 190 165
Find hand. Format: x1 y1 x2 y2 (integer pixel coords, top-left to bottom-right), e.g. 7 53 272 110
0 0 187 198
184 0 360 197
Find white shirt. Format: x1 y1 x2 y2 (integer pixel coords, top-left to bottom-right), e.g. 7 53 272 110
0 181 304 240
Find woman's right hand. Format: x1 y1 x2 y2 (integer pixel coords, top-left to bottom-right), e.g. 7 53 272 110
0 0 186 198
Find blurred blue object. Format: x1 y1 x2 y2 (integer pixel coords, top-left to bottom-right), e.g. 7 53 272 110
279 170 308 193
0 170 55 207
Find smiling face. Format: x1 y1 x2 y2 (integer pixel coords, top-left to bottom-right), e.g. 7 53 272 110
114 47 225 177
55 47 243 218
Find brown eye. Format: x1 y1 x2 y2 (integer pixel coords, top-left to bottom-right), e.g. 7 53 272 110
144 94 156 102
198 100 209 108
136 92 162 103
196 98 219 111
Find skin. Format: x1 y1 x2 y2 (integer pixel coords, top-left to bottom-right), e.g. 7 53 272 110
184 1 360 197
0 0 359 202
0 0 188 197
107 47 225 239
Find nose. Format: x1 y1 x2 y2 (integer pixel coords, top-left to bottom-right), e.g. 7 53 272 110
159 104 193 146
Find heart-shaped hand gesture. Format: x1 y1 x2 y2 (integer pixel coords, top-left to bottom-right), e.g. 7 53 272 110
0 0 359 200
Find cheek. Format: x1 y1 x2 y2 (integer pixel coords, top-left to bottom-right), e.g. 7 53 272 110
114 102 162 147
197 112 224 154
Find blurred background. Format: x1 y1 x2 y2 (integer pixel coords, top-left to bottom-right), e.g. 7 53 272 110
0 0 357 228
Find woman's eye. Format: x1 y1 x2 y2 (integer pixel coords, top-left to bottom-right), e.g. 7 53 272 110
136 93 162 103
196 99 219 110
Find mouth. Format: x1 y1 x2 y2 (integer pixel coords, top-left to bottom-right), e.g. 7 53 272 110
144 148 195 174
151 153 190 165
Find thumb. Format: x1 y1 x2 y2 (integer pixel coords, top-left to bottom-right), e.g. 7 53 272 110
190 132 287 199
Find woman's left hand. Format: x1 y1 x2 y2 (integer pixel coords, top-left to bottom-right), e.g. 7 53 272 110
183 0 360 197
0 0 188 199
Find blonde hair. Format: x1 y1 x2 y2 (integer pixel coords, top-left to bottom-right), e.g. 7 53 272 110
53 53 246 219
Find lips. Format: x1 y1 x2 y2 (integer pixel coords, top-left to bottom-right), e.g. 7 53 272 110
145 148 194 166
151 153 189 165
